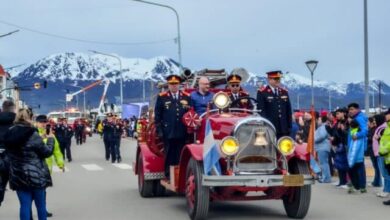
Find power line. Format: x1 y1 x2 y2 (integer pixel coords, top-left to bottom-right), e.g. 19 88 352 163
0 29 19 38
0 20 175 46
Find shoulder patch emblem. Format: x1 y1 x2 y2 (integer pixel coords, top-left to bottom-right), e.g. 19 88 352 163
159 91 168 97
259 86 267 92
240 91 249 96
181 91 190 96
280 87 288 92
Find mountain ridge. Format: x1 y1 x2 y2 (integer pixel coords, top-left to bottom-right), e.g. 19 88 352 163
11 52 390 113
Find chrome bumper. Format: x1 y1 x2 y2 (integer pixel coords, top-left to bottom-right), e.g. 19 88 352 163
202 174 314 187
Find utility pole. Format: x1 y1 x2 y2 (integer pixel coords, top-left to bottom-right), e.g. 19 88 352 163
364 0 370 115
328 90 332 112
378 81 382 111
130 0 183 70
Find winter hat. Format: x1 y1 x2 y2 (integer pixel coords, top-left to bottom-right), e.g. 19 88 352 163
35 115 48 123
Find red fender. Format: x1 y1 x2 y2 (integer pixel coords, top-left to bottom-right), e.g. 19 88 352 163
135 142 164 175
177 144 203 193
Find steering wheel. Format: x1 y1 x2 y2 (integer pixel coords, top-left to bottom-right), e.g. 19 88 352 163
230 96 258 107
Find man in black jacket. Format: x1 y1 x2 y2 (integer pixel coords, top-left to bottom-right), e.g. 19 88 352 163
257 71 292 138
74 120 85 145
0 100 16 206
154 74 191 178
54 118 74 162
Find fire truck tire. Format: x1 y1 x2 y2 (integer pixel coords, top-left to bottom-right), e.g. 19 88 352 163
186 158 209 220
282 159 311 219
137 153 154 198
153 180 166 197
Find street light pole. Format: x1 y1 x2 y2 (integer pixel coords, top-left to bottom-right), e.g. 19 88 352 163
89 50 123 110
305 60 319 108
364 0 370 115
328 90 331 112
71 85 86 113
76 94 79 110
130 0 183 70
143 72 147 102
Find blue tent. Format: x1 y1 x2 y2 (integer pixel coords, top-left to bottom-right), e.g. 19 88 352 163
122 102 149 119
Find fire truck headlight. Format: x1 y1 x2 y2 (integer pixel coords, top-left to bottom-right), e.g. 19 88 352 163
277 136 295 156
213 92 231 109
220 136 239 156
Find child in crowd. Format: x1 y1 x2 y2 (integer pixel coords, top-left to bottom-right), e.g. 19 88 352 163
347 119 367 193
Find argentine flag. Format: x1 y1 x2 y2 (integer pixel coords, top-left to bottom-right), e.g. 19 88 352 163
203 119 221 175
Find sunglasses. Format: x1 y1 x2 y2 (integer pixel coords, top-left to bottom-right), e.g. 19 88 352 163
230 84 240 88
169 83 179 85
272 78 281 81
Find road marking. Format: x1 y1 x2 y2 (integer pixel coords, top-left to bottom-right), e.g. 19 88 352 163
52 166 70 173
112 163 132 170
82 164 104 171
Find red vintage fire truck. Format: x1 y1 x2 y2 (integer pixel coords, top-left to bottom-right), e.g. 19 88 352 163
134 69 314 220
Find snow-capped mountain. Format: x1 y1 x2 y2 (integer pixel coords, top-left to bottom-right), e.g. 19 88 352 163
18 52 180 82
11 52 390 113
247 72 385 96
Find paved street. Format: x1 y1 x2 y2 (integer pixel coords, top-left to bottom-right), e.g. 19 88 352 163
0 135 388 220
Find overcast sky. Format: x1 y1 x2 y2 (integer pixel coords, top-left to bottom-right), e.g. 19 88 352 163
1 0 389 83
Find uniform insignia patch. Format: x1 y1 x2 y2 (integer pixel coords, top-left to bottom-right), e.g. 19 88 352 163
159 91 168 96
180 100 188 105
259 86 267 92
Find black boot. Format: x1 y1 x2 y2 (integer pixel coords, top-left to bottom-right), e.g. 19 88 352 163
47 211 53 217
383 200 390 205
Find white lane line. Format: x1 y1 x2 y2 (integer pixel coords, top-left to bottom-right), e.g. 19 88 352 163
52 166 70 173
82 164 104 171
112 163 132 170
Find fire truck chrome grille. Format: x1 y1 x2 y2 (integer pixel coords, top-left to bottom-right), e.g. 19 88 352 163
233 118 278 173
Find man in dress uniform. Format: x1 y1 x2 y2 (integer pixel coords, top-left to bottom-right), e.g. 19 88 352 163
154 74 191 178
257 70 292 138
102 113 114 161
110 116 123 163
54 118 74 162
74 119 85 145
227 68 253 110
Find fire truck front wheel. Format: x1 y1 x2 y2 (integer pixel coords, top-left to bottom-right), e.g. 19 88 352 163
137 153 154 198
185 158 210 220
282 159 311 219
